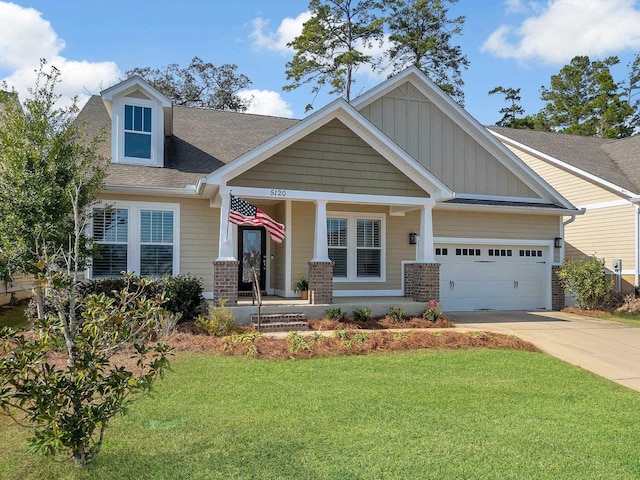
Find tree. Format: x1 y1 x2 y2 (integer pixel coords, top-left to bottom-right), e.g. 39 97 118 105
488 86 525 127
382 0 468 104
539 55 634 138
284 0 385 109
125 56 252 110
0 61 107 318
0 62 173 465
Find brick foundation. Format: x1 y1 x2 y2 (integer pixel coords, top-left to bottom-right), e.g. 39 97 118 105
404 263 440 303
213 260 239 306
551 265 564 311
308 261 334 305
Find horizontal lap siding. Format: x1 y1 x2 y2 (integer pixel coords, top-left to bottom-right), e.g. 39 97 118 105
359 83 539 199
508 146 622 205
100 194 218 293
291 202 315 292
434 210 559 240
564 204 636 272
229 119 426 198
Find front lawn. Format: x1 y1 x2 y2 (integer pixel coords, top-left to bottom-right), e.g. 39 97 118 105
1 349 639 479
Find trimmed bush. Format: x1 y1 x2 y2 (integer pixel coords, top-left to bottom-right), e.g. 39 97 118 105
557 256 612 310
160 274 207 322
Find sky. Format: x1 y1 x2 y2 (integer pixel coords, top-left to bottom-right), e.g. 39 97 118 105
2 0 640 125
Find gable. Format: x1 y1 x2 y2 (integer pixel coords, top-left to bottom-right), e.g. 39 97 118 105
358 82 540 199
229 119 427 197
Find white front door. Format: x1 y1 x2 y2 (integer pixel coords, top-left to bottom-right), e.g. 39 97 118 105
437 243 550 311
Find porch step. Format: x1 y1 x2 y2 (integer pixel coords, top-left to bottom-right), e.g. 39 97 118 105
250 313 308 332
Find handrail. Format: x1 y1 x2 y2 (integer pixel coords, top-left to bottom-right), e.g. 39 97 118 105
251 267 262 331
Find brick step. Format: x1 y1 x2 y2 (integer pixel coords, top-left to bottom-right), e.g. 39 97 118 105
252 321 309 333
250 313 308 333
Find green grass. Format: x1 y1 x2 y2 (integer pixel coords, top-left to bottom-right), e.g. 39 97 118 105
2 349 640 479
0 303 28 330
603 312 640 327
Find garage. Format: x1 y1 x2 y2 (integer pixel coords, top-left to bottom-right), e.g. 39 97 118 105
437 243 550 311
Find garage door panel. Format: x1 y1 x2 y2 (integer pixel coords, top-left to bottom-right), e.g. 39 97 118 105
437 243 550 312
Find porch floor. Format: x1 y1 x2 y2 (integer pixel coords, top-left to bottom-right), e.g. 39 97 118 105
230 295 427 324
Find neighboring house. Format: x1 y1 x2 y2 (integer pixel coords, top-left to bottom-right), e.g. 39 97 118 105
76 67 578 313
490 127 640 294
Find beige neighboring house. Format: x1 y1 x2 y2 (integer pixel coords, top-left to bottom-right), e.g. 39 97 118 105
490 127 640 294
76 66 578 315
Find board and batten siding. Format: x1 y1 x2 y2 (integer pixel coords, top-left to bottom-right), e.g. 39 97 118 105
358 83 539 199
229 119 427 198
99 194 218 293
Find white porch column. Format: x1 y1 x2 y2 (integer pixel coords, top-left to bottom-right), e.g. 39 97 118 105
216 191 236 261
312 200 330 262
417 204 435 263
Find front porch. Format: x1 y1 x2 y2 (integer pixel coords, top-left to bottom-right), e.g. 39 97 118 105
229 295 431 324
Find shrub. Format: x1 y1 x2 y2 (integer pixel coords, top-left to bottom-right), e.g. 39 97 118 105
287 331 310 353
388 306 405 322
557 256 612 310
616 294 640 314
422 308 443 322
195 299 238 336
160 274 207 322
352 306 372 322
325 307 346 321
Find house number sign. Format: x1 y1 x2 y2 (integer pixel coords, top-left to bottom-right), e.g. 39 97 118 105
269 189 287 197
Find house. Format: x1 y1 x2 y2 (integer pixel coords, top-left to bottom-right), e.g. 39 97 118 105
76 67 578 316
489 127 640 294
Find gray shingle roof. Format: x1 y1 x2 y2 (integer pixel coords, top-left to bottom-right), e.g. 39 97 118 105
488 126 640 195
75 96 299 189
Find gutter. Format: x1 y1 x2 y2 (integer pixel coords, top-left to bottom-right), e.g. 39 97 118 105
104 184 200 197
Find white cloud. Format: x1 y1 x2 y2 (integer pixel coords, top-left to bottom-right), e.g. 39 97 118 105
0 1 120 108
250 12 312 54
482 0 640 64
239 89 294 117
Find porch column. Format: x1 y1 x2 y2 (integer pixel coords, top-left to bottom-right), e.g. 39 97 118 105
417 204 435 263
213 191 239 306
309 200 333 304
312 200 330 262
216 191 236 261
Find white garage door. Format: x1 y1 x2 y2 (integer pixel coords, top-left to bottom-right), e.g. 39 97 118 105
437 243 550 311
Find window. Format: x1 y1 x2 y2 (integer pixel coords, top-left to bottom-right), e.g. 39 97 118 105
435 248 448 256
91 203 179 278
124 104 152 159
456 248 481 256
327 214 385 281
327 218 347 277
140 210 174 276
356 219 381 277
93 208 128 278
489 249 512 257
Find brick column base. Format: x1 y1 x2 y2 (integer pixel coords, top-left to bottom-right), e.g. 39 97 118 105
308 261 334 305
551 265 564 311
213 260 239 306
405 263 440 303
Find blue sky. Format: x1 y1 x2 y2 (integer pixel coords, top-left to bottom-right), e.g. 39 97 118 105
2 0 640 125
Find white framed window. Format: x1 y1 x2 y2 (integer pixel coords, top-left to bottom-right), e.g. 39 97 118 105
327 213 385 282
124 104 152 159
112 96 164 167
90 202 179 278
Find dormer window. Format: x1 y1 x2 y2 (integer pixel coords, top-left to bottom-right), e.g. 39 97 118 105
124 104 152 159
102 76 172 168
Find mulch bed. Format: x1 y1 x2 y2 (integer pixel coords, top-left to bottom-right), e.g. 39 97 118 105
308 316 454 330
165 329 539 360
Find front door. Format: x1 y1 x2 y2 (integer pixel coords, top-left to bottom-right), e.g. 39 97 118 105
238 226 266 292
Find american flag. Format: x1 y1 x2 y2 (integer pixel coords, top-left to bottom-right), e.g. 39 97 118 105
229 195 286 244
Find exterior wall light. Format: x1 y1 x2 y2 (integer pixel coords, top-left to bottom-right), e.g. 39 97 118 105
409 232 418 245
554 237 563 248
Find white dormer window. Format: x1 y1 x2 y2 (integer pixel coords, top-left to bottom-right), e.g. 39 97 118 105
102 77 172 168
124 104 152 159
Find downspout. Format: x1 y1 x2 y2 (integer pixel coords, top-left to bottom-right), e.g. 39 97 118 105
633 198 640 289
560 209 584 263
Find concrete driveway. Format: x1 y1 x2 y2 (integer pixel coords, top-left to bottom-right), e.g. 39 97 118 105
447 310 640 393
